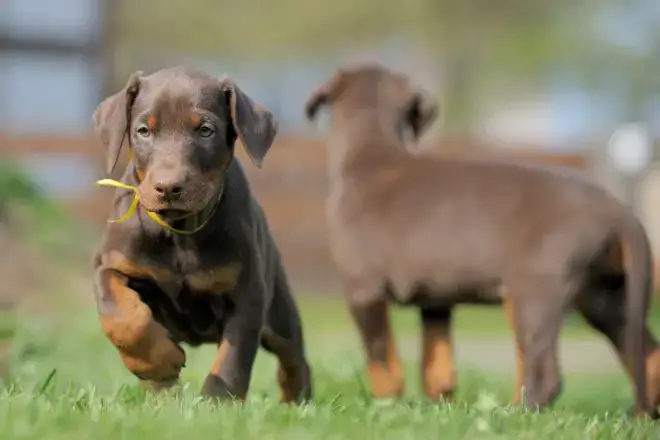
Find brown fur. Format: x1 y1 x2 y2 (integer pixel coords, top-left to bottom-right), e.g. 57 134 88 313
503 297 524 403
421 308 455 400
305 63 659 417
92 66 311 403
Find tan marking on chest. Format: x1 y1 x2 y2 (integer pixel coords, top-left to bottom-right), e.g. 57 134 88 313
107 251 174 281
185 263 242 294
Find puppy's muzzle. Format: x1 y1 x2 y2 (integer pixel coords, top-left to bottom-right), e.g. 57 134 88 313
152 178 184 203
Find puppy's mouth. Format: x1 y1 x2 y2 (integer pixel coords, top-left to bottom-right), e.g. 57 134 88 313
152 208 192 220
137 180 223 220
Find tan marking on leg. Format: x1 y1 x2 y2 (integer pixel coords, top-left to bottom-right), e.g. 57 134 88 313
366 334 404 398
645 347 660 410
504 297 524 404
201 339 245 400
277 363 309 404
421 320 455 400
99 269 184 381
209 340 231 377
261 328 309 404
350 299 404 398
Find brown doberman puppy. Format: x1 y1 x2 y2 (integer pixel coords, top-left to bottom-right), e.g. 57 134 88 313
304 64 659 418
91 66 312 403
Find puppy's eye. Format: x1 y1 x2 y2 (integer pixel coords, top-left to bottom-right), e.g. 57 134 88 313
136 125 151 138
198 124 215 138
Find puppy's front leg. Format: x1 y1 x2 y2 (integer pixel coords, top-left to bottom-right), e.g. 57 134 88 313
201 279 265 401
94 266 186 383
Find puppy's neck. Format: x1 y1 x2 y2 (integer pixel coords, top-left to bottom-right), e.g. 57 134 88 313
326 111 407 181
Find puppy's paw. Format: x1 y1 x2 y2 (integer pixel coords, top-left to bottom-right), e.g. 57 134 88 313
148 337 186 379
120 348 184 382
200 374 242 401
119 323 186 382
628 404 660 420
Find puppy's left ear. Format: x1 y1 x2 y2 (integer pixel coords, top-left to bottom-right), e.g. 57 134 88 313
405 89 439 140
219 76 278 168
93 71 143 175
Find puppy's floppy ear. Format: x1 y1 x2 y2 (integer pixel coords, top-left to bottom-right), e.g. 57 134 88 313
92 71 143 175
219 76 278 168
405 89 439 140
304 69 346 121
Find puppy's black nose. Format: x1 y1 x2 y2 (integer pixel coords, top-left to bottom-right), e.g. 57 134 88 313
153 180 184 200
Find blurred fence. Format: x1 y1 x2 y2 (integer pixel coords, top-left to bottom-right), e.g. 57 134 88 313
0 132 623 294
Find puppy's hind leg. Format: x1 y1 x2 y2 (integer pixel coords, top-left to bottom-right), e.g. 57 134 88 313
261 265 312 404
503 297 525 404
506 276 574 411
347 280 404 399
420 306 456 401
576 274 660 418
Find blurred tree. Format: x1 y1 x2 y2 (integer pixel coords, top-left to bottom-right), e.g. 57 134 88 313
415 0 624 134
559 0 660 123
111 0 655 135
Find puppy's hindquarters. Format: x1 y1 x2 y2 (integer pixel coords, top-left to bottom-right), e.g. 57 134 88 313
576 220 659 417
261 253 312 403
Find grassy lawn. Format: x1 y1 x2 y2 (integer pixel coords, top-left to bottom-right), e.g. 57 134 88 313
2 177 660 439
298 295 660 339
1 294 660 440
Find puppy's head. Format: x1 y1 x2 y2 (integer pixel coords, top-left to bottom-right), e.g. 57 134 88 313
304 64 438 141
93 66 277 218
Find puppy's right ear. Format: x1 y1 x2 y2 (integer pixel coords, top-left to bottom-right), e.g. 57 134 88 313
92 71 143 175
304 69 346 122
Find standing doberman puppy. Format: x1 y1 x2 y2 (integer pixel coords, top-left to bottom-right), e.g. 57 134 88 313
92 66 312 403
305 64 659 418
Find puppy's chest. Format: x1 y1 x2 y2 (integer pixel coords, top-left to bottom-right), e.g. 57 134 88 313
111 243 242 296
163 248 241 294
110 244 242 346
129 277 234 346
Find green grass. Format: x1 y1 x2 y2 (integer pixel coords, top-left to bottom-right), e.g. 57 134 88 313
1 296 660 440
298 295 660 339
1 167 660 439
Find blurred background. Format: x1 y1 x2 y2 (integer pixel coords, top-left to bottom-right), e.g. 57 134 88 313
1 0 660 380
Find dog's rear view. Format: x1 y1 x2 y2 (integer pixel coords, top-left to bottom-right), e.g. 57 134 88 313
305 64 660 418
305 65 444 399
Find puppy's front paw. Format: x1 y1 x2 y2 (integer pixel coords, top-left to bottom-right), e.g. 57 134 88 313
200 374 241 401
148 336 186 379
120 322 186 382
